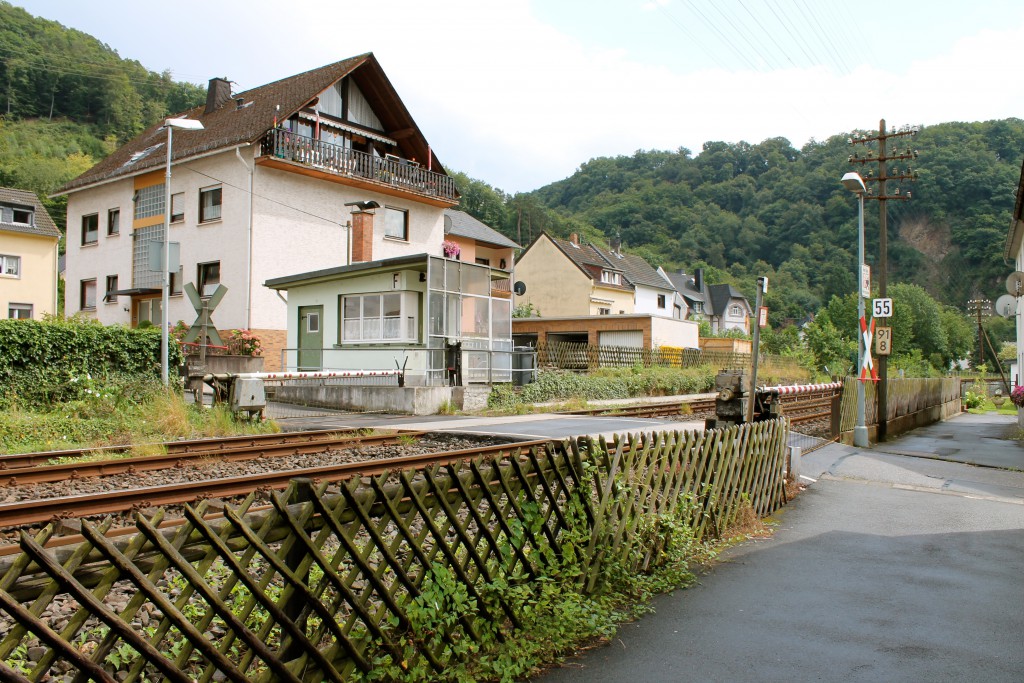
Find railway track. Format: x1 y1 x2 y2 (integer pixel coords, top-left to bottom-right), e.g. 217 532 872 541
0 429 426 487
0 438 553 531
563 390 838 424
0 428 380 471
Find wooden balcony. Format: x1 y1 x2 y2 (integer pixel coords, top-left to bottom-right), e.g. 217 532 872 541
257 130 459 207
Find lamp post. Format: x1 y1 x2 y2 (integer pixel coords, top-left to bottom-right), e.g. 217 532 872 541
161 118 204 386
842 171 869 448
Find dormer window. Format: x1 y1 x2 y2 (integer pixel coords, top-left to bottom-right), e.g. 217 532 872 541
0 204 33 226
600 270 621 285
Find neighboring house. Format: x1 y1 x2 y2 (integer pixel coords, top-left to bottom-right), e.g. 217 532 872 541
515 233 680 318
442 209 519 273
0 188 60 320
1004 156 1024 387
663 268 752 334
56 53 459 370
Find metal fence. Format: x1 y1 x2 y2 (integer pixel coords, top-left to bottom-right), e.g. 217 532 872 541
0 420 789 681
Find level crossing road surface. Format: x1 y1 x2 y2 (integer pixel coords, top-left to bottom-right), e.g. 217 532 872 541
274 408 707 442
529 412 1024 683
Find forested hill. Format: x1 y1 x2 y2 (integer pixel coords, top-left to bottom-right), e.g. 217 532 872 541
473 120 1022 322
0 1 206 226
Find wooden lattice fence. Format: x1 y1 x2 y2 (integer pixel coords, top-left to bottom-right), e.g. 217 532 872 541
0 420 790 681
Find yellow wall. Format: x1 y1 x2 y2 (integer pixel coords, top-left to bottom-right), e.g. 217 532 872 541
589 284 634 315
0 231 58 319
514 235 593 316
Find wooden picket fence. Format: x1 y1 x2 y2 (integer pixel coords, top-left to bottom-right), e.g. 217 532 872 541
0 420 790 681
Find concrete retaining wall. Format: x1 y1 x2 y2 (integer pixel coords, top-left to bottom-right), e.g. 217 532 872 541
272 384 491 415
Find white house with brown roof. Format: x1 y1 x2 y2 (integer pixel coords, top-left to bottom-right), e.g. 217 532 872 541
514 232 681 319
57 53 474 370
0 188 60 319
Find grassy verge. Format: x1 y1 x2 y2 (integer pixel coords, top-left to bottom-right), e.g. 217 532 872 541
0 373 277 454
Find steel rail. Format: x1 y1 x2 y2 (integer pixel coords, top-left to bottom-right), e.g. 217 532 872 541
0 428 401 471
0 438 554 529
0 430 431 487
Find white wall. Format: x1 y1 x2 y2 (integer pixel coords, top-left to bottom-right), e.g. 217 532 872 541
250 163 445 331
633 284 676 318
65 145 447 335
651 316 699 349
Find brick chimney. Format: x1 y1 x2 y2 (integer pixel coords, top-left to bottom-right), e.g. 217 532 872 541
205 77 232 114
569 233 578 246
350 210 375 263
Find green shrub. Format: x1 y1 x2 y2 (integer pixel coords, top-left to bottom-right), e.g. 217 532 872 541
488 367 715 410
0 318 181 408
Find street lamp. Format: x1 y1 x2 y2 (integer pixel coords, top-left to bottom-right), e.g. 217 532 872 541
161 117 204 386
842 171 869 448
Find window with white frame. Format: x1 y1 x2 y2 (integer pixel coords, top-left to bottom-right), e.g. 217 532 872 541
730 304 743 316
170 193 184 223
107 208 120 235
81 213 98 245
598 307 611 315
80 279 97 310
384 206 408 240
8 303 32 319
600 270 621 285
340 292 418 343
0 254 20 277
199 186 222 222
198 261 220 297
104 275 119 303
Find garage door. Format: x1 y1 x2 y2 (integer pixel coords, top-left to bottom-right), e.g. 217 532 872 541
599 330 643 347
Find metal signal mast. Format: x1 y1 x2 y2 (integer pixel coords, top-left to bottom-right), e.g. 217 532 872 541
848 118 920 442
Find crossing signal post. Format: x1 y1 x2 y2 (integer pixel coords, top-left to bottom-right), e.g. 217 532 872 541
848 119 919 442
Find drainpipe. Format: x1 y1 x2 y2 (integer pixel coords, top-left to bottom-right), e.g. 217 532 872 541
235 147 254 329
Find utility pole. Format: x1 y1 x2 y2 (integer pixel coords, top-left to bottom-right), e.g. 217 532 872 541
967 298 992 369
848 119 920 442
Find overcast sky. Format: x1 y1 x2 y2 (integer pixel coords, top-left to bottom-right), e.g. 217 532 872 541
13 0 1024 193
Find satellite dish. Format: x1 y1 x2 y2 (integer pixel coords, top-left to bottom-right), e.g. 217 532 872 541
513 281 526 296
1007 271 1024 296
995 294 1017 318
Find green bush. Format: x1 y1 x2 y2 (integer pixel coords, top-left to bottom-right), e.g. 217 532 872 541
0 318 181 407
488 367 715 410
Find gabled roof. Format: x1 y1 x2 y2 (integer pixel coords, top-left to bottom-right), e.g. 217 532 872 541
596 248 673 290
664 271 706 306
444 210 519 249
58 53 448 194
0 187 59 238
550 236 615 273
707 283 750 317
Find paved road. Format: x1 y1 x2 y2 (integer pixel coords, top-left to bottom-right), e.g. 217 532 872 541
273 408 707 442
532 413 1024 682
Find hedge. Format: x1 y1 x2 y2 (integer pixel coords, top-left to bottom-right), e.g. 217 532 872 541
0 318 181 383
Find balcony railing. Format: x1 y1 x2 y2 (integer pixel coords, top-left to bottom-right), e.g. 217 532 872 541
260 129 458 203
491 277 512 298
